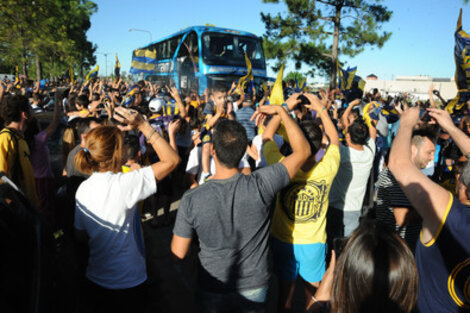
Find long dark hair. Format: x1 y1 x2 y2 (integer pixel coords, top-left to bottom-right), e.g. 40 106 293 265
331 221 418 313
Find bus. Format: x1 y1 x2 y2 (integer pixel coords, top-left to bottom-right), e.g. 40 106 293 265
130 26 267 95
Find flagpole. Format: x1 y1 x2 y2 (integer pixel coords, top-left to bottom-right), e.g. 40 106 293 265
97 52 110 78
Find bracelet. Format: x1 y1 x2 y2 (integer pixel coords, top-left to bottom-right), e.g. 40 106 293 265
146 129 157 143
148 134 163 145
312 296 318 303
318 107 326 115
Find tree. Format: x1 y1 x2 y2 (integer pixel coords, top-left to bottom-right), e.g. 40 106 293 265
285 71 306 83
0 0 97 80
261 0 392 88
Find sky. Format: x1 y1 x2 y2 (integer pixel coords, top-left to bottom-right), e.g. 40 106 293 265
87 0 470 82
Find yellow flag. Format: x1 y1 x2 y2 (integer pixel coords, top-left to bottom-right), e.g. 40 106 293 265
234 53 253 95
270 64 285 105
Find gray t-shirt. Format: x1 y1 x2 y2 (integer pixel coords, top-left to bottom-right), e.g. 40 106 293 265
65 144 89 178
173 163 290 291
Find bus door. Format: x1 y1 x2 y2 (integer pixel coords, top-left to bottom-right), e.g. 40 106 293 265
176 31 199 95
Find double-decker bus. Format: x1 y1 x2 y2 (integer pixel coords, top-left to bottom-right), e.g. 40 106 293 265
130 26 267 95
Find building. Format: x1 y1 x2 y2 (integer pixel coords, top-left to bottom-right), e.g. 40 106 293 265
364 75 457 100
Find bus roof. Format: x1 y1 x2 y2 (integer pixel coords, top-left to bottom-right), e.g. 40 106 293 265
138 25 260 50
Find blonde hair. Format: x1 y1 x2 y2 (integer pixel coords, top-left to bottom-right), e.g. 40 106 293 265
74 126 124 174
62 126 77 168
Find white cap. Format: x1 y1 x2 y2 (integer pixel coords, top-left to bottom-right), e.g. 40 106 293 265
149 98 165 113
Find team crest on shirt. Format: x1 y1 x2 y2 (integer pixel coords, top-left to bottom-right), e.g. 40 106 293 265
280 180 328 223
448 258 470 309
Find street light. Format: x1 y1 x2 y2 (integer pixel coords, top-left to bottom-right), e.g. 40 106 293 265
128 28 153 44
97 52 111 77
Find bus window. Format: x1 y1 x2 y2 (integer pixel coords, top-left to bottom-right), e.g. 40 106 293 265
177 32 199 92
202 33 265 69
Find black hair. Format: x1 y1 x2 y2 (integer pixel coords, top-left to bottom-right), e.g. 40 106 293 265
411 126 438 145
211 83 228 94
91 93 100 101
76 95 89 108
299 120 323 157
1 94 30 125
137 80 145 89
348 119 370 145
124 134 140 161
213 119 248 169
189 116 202 130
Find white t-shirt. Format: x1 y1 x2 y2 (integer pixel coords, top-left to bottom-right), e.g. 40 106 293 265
252 134 284 169
74 166 157 289
186 146 250 185
329 138 376 212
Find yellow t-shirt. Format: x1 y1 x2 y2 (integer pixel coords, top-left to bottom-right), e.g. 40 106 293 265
0 128 38 207
264 141 340 244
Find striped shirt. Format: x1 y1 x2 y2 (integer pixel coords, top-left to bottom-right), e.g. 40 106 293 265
375 167 422 251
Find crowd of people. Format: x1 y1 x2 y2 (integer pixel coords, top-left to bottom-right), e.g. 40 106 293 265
0 74 468 313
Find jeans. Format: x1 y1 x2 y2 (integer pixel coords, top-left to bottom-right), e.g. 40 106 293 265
198 285 268 313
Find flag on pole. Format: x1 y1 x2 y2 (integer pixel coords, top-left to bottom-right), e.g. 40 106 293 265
234 53 254 95
114 54 121 78
337 60 357 90
269 64 285 105
14 66 20 89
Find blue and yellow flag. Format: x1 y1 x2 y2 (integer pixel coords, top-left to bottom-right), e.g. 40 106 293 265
270 64 285 105
337 60 357 90
295 78 307 92
353 75 365 91
85 65 99 83
130 48 157 74
114 54 121 78
123 85 140 107
447 9 470 113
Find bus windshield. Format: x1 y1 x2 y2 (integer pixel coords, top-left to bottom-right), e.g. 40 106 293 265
202 32 265 69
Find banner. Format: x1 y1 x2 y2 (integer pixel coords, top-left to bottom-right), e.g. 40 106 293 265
130 48 157 74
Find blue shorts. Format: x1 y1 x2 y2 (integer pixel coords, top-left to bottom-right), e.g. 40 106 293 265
271 237 326 283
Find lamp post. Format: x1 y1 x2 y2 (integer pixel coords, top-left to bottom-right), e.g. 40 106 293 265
97 52 111 77
128 28 153 44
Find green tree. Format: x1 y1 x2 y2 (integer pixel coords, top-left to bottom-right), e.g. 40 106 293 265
261 0 392 87
0 0 97 80
285 71 306 83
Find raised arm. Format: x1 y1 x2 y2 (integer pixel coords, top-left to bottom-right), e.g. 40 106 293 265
168 86 187 119
428 84 436 108
341 98 361 130
428 108 470 156
258 105 310 179
305 93 340 147
388 107 450 244
44 94 62 137
114 107 180 181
